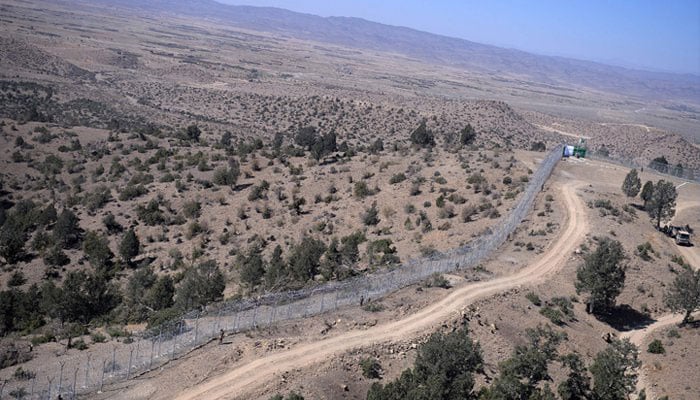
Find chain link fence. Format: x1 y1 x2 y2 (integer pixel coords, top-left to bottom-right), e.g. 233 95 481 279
587 151 699 183
0 146 563 400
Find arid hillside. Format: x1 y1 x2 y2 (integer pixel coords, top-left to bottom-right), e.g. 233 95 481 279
0 1 699 399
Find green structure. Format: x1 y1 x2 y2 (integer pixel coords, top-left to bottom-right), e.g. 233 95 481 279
573 138 587 158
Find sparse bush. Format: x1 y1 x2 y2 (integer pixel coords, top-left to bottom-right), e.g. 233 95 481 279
540 305 564 325
425 273 451 289
647 339 665 354
362 202 380 226
362 302 385 312
526 292 542 306
360 357 382 379
389 173 406 184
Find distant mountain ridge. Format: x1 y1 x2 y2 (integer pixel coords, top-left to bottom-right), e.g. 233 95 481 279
86 0 700 103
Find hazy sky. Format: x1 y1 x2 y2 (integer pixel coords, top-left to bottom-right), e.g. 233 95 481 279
219 0 700 75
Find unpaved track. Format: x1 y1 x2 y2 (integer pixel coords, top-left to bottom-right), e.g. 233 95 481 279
623 197 700 399
672 200 700 269
173 182 588 400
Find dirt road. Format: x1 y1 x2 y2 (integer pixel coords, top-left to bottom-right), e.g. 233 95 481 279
672 200 700 270
172 182 588 400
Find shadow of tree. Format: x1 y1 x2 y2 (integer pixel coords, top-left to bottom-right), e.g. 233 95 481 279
596 304 655 332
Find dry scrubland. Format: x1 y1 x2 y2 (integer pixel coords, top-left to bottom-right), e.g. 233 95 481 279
0 0 699 399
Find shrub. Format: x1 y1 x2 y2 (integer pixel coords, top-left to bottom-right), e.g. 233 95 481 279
182 200 202 218
647 339 665 354
389 173 407 184
526 292 542 306
362 302 385 312
362 203 380 226
136 200 166 226
540 305 564 325
425 273 451 289
84 185 113 211
636 242 653 261
667 329 680 339
71 339 89 350
91 332 107 343
119 184 148 201
354 181 374 198
212 165 239 187
13 367 35 380
360 357 382 379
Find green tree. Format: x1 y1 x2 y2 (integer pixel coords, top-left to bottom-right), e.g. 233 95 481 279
174 260 225 310
589 339 640 400
621 169 641 198
147 275 175 311
0 222 25 264
119 228 140 264
82 231 114 270
459 124 477 146
122 267 157 322
340 231 365 266
575 238 626 315
294 126 318 149
238 246 266 288
486 325 566 399
640 181 653 208
186 124 201 142
368 326 483 400
44 244 70 267
409 121 435 147
558 353 590 400
264 245 287 289
646 180 677 228
664 267 700 324
54 209 81 249
649 156 669 173
288 237 326 282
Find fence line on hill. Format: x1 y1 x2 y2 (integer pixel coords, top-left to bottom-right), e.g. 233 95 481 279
587 151 700 183
0 145 563 400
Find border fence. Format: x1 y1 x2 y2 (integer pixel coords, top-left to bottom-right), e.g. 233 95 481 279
1 146 563 400
587 151 700 183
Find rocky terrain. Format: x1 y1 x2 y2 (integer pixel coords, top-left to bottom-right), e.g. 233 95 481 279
0 1 699 399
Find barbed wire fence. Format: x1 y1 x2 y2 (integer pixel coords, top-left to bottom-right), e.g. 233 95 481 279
1 146 563 400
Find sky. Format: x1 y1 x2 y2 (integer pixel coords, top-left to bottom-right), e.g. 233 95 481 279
219 0 700 75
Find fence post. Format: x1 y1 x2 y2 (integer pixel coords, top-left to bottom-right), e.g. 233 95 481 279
334 291 339 311
149 338 155 369
136 340 141 365
58 361 65 395
47 376 54 400
157 328 163 358
252 305 258 329
100 360 106 392
194 312 200 345
72 367 78 399
84 354 91 389
234 310 240 332
111 346 117 373
126 348 134 381
30 377 35 397
215 310 222 336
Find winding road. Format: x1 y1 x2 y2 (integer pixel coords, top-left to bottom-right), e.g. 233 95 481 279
172 182 589 400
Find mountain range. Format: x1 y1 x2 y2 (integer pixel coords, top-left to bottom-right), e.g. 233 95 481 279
83 0 700 104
